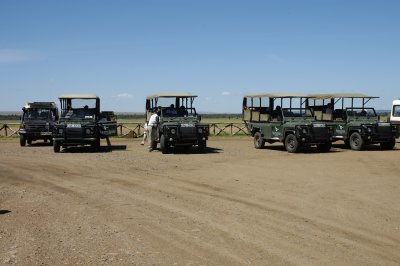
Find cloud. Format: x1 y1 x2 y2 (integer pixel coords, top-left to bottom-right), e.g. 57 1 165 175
222 91 232 96
0 49 39 63
116 93 133 98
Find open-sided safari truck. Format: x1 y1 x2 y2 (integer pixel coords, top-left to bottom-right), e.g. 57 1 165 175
53 94 117 152
307 93 398 150
242 93 334 153
19 102 58 146
146 93 209 154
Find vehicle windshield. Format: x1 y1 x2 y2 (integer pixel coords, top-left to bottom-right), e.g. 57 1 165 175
393 105 400 117
61 99 97 120
24 108 55 121
346 108 377 117
282 108 313 118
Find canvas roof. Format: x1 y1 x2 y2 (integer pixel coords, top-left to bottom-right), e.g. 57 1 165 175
146 92 197 99
243 92 309 98
25 102 57 109
59 94 99 99
307 93 379 99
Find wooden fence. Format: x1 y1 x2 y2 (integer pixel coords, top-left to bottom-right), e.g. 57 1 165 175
0 122 249 137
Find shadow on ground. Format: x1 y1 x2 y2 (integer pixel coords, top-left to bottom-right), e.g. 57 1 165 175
0 210 11 215
60 145 127 153
153 146 223 155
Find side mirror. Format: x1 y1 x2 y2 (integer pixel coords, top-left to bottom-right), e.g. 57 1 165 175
22 107 26 111
19 115 22 121
199 115 202 121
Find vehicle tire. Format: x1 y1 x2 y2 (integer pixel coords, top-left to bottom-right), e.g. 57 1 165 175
20 135 26 147
27 138 32 145
253 132 265 149
198 140 207 152
317 142 332 152
160 134 169 154
285 134 300 153
380 139 396 150
93 137 100 151
349 132 364 151
53 140 60 153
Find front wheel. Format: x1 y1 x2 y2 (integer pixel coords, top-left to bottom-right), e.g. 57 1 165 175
198 140 207 152
53 140 60 153
20 135 26 147
253 132 265 149
380 139 396 150
285 134 300 153
349 132 364 151
160 134 170 154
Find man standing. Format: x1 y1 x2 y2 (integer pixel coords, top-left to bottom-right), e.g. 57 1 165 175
147 108 159 152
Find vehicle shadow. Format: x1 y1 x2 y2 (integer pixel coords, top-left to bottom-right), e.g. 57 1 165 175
61 145 127 153
27 142 53 147
0 210 11 215
157 146 223 155
332 143 398 151
263 145 343 154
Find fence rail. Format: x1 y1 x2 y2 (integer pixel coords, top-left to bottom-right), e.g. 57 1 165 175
0 122 249 137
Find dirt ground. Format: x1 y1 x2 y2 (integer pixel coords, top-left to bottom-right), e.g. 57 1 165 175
1 137 400 265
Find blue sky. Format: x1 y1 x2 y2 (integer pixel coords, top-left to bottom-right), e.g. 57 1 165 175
1 0 399 112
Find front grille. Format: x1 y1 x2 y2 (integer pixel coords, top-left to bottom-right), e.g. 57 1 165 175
376 124 391 136
179 127 197 138
66 128 83 138
25 123 47 133
312 127 328 138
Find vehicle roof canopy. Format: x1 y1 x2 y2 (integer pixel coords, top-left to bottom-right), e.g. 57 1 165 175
24 102 57 109
243 92 308 98
307 93 379 99
146 92 197 99
59 94 99 99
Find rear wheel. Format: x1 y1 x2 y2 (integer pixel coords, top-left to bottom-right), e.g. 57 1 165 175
317 142 332 152
349 132 364 151
253 132 265 149
198 140 207 152
20 135 26 147
380 139 396 150
160 134 170 154
285 134 300 153
53 140 60 152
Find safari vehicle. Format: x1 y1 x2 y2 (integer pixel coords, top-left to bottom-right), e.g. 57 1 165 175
146 92 209 153
307 93 398 150
242 93 334 153
391 99 400 136
52 94 117 152
19 102 58 146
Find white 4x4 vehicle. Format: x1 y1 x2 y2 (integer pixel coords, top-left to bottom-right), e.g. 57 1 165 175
391 99 400 136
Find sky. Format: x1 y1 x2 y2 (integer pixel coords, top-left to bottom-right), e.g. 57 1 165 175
0 0 399 112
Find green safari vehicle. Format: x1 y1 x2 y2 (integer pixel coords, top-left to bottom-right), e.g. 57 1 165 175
243 93 334 153
307 93 398 150
146 92 209 154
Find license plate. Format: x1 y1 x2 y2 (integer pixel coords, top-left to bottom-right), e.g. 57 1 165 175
181 123 194 127
67 124 81 128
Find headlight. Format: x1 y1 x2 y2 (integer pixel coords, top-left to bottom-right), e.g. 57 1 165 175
367 127 372 133
58 128 63 134
86 128 94 135
170 128 176 134
302 128 308 134
198 128 203 134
